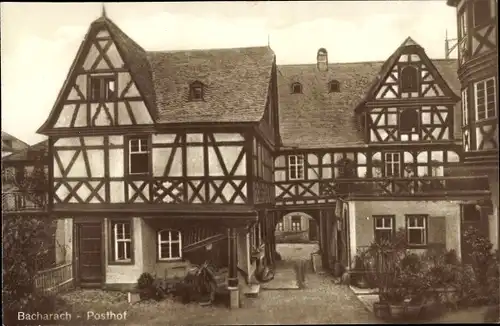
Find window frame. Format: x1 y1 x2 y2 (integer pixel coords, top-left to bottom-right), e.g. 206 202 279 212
288 154 305 180
400 66 419 93
399 107 420 140
329 80 340 93
276 220 284 232
405 214 428 248
458 9 468 40
373 215 395 243
157 229 183 262
462 88 469 126
291 215 302 231
384 152 401 177
473 0 492 27
89 75 116 102
109 220 134 265
128 136 150 175
474 77 497 121
291 82 303 94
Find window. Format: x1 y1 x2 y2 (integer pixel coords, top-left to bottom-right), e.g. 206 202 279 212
158 230 182 261
399 108 419 135
329 80 340 93
111 221 132 262
458 10 467 39
90 76 116 101
291 82 302 94
406 215 427 246
291 216 301 231
2 139 13 149
384 152 401 177
337 158 356 178
189 81 204 101
374 216 395 243
462 88 469 126
276 220 284 231
128 137 150 174
401 66 418 92
473 0 491 27
474 77 496 121
288 154 304 180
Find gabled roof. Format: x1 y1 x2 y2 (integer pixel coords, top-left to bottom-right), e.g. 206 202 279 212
277 52 460 149
2 139 48 162
38 16 274 133
148 47 275 123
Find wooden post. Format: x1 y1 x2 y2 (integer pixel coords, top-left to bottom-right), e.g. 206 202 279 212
227 227 239 309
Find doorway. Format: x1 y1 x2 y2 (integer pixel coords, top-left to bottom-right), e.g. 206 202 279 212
75 222 104 287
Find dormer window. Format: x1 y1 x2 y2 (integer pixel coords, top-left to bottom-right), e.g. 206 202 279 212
90 75 116 102
329 80 340 93
400 66 418 92
291 82 302 94
189 81 204 101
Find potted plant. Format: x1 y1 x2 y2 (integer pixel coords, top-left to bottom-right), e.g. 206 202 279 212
137 272 155 301
352 253 369 289
386 284 407 319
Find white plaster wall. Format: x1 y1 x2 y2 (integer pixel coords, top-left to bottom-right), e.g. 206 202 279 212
348 202 357 268
55 218 73 264
237 230 252 281
105 217 144 284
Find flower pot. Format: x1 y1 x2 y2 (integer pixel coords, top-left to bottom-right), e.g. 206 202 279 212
405 304 422 319
356 275 369 289
373 301 390 319
389 304 406 319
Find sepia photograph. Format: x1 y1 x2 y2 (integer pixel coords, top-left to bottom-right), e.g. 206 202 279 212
1 1 499 325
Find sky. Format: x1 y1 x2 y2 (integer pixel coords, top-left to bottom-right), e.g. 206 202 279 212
1 1 458 145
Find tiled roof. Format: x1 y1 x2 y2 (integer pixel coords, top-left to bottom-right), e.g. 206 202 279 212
277 38 461 148
147 47 275 123
1 131 29 152
2 139 48 162
278 62 382 149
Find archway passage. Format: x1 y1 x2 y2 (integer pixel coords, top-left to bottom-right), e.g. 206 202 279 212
274 211 320 262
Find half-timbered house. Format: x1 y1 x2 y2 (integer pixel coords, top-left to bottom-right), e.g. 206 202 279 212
275 38 492 269
446 0 498 253
36 13 278 306
36 10 495 306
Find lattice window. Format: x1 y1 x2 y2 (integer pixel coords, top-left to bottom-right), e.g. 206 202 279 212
384 152 401 177
288 154 304 180
474 77 496 121
276 220 284 231
291 82 302 94
374 216 395 243
473 0 492 27
158 229 182 261
129 137 150 174
462 88 469 126
401 66 418 92
90 75 116 101
406 215 427 246
291 215 302 231
111 221 132 262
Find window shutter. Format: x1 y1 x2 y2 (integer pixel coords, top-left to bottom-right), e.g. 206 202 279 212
428 216 446 251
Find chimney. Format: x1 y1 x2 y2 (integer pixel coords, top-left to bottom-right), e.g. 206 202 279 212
317 48 328 72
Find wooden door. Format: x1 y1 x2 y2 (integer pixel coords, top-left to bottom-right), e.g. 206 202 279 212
76 223 103 286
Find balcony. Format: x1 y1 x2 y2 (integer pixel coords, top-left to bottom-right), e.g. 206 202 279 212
340 176 490 199
2 191 48 214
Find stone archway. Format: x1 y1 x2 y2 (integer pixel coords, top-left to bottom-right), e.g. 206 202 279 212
274 211 320 262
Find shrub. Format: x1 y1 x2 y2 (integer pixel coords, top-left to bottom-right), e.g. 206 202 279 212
2 215 58 326
136 273 165 301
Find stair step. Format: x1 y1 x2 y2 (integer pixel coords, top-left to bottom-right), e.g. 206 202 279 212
244 284 260 298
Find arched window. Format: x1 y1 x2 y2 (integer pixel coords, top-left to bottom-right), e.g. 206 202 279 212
291 82 302 94
189 81 204 101
158 229 182 261
399 108 419 134
329 80 340 93
401 66 418 92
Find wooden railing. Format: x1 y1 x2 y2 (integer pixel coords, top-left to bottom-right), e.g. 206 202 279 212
34 262 73 295
1 191 47 212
